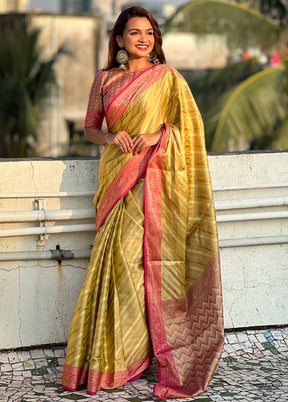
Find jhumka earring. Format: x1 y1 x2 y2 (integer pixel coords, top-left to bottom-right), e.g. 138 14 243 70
116 48 128 69
147 52 160 65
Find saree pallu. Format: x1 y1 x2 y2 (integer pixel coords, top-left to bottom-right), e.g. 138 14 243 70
62 65 224 399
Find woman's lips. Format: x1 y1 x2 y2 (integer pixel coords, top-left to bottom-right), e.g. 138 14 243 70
136 45 149 50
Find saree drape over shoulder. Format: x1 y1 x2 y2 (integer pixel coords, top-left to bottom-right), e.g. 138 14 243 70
62 64 224 400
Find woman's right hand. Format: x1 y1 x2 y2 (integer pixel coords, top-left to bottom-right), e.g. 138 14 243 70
106 131 134 154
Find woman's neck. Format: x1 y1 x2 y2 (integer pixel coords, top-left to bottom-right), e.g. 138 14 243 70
126 58 153 73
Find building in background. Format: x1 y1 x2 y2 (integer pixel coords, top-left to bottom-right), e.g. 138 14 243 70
60 0 127 16
0 12 106 157
61 0 91 13
0 0 230 158
0 0 28 12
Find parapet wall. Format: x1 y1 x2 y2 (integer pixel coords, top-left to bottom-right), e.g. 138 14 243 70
0 152 287 349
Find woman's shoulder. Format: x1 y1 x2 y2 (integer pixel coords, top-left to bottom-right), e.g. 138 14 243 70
153 64 176 73
94 68 124 79
153 64 186 85
154 64 184 79
92 68 123 87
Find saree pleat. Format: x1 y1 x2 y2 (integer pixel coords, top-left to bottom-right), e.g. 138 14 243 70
62 181 153 392
62 64 224 399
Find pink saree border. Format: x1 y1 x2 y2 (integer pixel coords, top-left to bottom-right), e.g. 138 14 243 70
143 124 184 399
96 146 153 230
105 65 157 120
105 65 174 131
62 353 153 395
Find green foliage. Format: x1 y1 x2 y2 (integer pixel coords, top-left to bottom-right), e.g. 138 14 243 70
204 66 288 151
0 24 67 157
164 0 288 151
236 0 288 26
190 58 264 113
164 0 281 49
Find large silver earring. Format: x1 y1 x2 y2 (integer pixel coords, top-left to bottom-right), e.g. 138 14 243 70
147 52 160 65
116 48 128 69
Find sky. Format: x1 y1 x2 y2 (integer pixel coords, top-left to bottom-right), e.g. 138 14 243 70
26 0 187 12
28 0 59 11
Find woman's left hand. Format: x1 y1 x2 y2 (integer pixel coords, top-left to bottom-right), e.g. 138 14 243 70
133 131 162 154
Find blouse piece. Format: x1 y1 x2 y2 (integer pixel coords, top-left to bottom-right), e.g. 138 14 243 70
84 69 143 129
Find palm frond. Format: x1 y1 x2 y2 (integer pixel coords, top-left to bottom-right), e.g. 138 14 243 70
204 67 288 151
164 0 281 49
191 59 263 93
190 58 263 113
0 25 69 157
270 115 288 149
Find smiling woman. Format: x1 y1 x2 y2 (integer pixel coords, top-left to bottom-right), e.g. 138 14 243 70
61 6 224 400
116 18 155 63
106 6 166 72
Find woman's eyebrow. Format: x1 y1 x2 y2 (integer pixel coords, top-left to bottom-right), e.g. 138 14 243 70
127 28 154 32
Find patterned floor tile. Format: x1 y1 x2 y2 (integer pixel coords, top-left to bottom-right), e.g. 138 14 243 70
0 328 287 401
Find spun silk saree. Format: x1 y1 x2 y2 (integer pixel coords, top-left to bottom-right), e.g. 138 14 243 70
62 64 224 399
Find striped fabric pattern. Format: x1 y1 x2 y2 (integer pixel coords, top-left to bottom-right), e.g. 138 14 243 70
62 64 224 399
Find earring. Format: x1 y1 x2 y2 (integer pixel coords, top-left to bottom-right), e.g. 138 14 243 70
147 52 160 65
116 48 128 69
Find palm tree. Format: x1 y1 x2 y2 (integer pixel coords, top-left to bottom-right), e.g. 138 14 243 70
239 0 287 26
0 24 67 158
164 0 288 151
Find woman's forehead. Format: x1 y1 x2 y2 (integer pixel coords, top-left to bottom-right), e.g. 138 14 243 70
125 17 153 31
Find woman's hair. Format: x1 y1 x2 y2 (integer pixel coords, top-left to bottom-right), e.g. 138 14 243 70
106 6 166 69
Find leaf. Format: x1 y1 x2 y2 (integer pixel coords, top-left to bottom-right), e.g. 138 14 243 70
205 66 288 151
164 0 281 49
0 25 69 157
189 58 263 115
270 114 288 149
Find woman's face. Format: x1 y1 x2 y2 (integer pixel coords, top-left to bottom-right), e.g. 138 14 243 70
117 17 155 61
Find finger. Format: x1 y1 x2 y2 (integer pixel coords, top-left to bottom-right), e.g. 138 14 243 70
132 137 143 151
117 132 133 152
122 138 133 153
133 143 144 154
114 134 128 152
123 135 134 150
120 139 133 154
132 135 141 146
124 132 134 146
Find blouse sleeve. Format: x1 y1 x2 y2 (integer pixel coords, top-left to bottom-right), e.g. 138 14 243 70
84 70 105 129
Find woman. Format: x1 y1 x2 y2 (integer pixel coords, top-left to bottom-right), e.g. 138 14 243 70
62 6 224 400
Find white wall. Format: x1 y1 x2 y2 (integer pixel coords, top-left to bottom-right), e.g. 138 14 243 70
163 32 229 69
212 152 288 329
0 152 287 349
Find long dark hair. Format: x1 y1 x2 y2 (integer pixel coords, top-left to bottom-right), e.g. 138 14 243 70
106 6 166 69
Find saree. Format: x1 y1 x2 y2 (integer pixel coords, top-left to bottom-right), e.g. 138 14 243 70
62 64 224 399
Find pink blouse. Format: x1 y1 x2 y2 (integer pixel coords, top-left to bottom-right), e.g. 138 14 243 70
84 69 138 129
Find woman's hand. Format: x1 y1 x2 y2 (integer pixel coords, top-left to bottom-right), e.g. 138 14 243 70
106 131 134 153
133 131 162 154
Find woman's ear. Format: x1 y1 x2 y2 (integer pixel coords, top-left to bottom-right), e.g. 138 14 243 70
116 35 124 48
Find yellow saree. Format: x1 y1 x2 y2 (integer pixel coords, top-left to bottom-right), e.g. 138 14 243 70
62 64 224 399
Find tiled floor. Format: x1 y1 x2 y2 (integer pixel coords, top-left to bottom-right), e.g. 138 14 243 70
0 328 287 401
